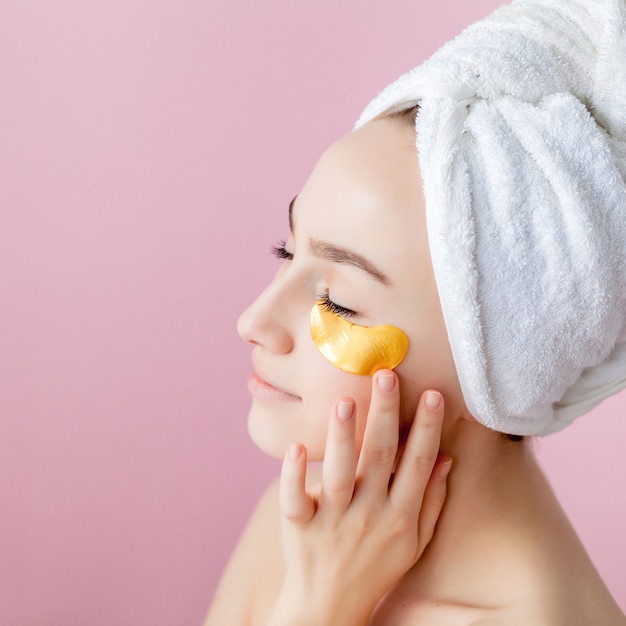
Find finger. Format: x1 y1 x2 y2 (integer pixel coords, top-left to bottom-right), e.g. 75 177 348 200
390 389 444 515
319 399 357 514
279 443 316 524
416 456 452 554
355 370 400 500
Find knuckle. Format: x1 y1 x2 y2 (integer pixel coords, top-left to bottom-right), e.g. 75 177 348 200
348 515 370 538
280 498 314 524
324 474 353 495
409 452 436 473
386 514 419 550
363 444 397 466
369 386 399 412
426 486 447 510
371 399 399 423
282 509 310 524
389 512 412 537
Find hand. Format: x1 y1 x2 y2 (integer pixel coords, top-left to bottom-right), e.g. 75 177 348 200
268 370 452 626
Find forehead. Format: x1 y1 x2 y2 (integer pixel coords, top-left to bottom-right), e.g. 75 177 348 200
299 118 421 214
292 119 428 281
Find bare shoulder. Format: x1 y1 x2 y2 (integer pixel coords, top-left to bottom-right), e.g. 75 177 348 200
470 602 626 626
203 477 284 626
467 577 626 626
398 598 625 626
373 527 626 626
466 572 626 626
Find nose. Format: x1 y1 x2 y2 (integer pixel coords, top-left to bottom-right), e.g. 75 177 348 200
237 283 295 354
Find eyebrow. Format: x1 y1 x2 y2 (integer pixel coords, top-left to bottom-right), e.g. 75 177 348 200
288 196 296 232
288 195 390 286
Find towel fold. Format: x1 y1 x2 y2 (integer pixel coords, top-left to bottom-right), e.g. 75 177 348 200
356 0 626 435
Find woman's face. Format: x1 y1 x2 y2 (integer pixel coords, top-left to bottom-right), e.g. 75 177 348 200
237 118 464 461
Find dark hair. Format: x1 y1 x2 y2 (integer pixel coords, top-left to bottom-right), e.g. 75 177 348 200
387 103 421 125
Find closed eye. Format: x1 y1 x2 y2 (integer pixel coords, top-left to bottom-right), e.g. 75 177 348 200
317 292 357 319
271 240 293 260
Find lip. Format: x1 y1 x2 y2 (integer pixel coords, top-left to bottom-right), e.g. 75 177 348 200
247 370 301 402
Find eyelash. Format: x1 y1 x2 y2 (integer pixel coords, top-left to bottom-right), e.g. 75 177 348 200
271 240 293 260
270 240 357 319
317 291 357 319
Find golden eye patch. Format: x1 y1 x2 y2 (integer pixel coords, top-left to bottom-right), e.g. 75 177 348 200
310 301 409 376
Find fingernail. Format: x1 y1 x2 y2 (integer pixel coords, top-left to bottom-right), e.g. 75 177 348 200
439 458 453 480
337 400 354 422
425 390 441 410
378 373 395 392
288 443 302 461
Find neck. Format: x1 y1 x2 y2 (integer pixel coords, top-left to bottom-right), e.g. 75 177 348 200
408 418 555 602
377 418 623 621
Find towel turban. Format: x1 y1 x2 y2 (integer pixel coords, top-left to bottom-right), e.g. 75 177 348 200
356 0 626 435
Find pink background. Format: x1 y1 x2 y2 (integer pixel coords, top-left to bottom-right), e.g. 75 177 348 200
0 1 624 624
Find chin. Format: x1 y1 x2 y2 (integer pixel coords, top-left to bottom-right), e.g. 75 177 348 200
246 408 293 460
246 405 326 462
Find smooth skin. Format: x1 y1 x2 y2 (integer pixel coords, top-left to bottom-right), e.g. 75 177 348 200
206 374 450 626
205 118 626 626
270 376 450 626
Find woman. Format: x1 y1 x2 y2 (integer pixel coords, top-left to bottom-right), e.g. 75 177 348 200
206 0 626 623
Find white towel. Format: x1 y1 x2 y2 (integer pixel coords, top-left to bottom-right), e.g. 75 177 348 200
356 0 626 435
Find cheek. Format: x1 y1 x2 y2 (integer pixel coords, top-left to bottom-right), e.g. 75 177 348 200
300 358 374 460
393 325 465 434
396 369 422 434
